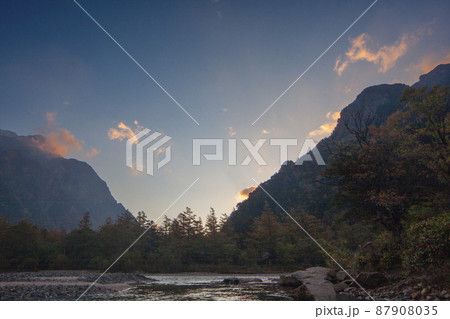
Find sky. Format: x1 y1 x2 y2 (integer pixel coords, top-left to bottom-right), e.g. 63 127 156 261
1 0 449 223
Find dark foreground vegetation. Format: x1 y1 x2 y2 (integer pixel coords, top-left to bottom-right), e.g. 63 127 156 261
0 86 448 286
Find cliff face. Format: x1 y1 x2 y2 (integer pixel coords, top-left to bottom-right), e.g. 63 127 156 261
226 64 450 233
0 130 126 230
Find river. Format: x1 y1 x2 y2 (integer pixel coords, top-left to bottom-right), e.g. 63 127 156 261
96 273 291 301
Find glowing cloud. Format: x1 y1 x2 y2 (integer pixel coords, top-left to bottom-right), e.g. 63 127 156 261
85 147 100 158
227 126 236 137
235 185 257 202
335 30 423 75
108 121 144 142
33 112 86 157
35 129 83 157
308 111 341 139
408 52 450 74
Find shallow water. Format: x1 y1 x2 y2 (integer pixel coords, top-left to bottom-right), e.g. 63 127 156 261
96 273 292 301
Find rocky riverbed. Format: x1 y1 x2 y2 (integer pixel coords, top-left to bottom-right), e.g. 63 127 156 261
1 269 448 301
0 271 287 301
0 271 147 301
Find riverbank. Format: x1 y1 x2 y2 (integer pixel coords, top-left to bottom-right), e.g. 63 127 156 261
278 267 450 301
0 271 287 301
0 271 146 300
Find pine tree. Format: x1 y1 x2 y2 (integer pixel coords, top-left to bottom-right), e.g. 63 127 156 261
136 211 149 228
205 208 219 235
218 213 229 229
248 202 281 263
159 215 172 236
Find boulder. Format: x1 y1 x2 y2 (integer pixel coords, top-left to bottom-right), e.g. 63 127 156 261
291 267 336 301
278 275 301 288
355 272 388 289
336 269 358 282
292 267 336 282
303 281 336 301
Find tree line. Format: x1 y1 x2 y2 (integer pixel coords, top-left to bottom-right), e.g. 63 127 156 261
0 205 332 273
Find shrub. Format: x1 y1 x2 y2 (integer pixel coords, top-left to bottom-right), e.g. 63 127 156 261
402 214 450 272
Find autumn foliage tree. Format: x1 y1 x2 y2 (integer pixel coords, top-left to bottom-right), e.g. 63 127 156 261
324 85 449 235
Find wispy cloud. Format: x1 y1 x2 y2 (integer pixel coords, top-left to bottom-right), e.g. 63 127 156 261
35 129 83 157
85 147 100 158
334 27 430 75
33 112 85 157
108 120 143 142
308 111 341 139
235 185 257 202
407 52 450 74
227 126 236 137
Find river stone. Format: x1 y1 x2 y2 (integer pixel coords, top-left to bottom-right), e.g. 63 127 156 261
292 267 336 301
336 269 358 282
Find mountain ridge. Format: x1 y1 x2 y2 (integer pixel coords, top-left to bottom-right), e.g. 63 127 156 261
0 131 127 230
226 64 450 232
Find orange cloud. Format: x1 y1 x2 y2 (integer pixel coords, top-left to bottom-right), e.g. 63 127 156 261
227 126 236 137
108 122 134 141
33 112 102 159
408 52 450 74
108 121 144 142
335 30 423 75
235 185 257 202
35 129 83 157
85 147 100 158
308 111 341 139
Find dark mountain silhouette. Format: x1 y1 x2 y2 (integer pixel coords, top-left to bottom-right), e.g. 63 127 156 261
0 130 127 230
226 64 450 233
